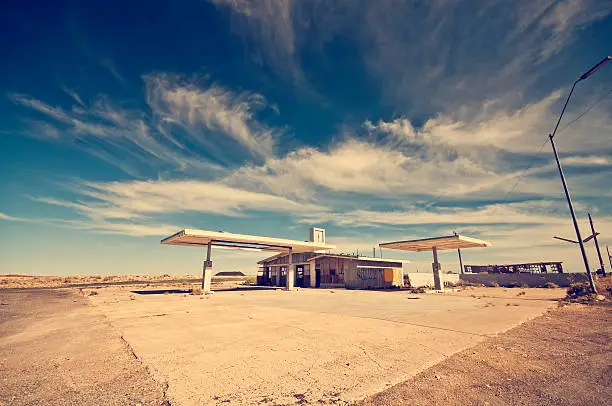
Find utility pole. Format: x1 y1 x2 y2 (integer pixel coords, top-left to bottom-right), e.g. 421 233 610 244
457 248 464 274
550 134 596 293
588 213 606 277
546 56 610 294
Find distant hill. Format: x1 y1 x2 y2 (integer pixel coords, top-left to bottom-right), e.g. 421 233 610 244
214 271 246 277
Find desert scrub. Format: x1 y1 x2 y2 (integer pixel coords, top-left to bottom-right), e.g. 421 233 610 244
410 286 427 294
543 282 559 289
191 286 203 295
566 282 592 299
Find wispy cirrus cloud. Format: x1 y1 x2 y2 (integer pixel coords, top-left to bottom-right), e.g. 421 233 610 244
25 178 325 237
9 74 281 176
562 155 612 166
13 81 611 243
0 212 30 222
210 0 612 114
225 138 508 200
210 0 299 79
145 74 278 161
537 0 612 60
297 201 573 228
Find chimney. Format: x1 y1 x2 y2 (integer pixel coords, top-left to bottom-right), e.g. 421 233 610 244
309 227 326 244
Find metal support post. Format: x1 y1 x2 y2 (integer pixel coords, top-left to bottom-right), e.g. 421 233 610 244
432 246 442 290
588 213 606 277
458 248 464 274
550 134 597 294
286 248 294 291
202 241 213 293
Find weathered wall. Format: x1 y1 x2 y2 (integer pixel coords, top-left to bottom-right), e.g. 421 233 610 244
406 273 460 288
317 257 351 286
344 267 403 289
459 273 587 287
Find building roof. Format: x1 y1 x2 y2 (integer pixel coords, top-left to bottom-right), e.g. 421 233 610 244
309 254 408 263
258 252 409 265
466 261 562 267
161 229 335 253
379 234 491 252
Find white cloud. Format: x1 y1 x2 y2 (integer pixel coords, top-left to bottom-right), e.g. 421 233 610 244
212 1 611 114
538 0 612 60
57 218 179 237
10 74 280 176
210 0 298 77
31 179 326 237
562 155 611 166
369 90 612 156
145 74 277 160
226 137 515 200
0 213 28 222
76 179 323 217
299 201 571 228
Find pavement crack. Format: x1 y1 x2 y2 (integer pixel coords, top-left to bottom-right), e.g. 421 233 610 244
355 344 384 370
352 315 491 337
120 334 139 360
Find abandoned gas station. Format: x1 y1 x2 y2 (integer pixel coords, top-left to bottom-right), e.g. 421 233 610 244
161 227 491 293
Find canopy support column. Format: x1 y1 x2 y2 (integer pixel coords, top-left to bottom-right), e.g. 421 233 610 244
308 259 316 288
432 246 442 290
286 248 294 291
202 241 213 294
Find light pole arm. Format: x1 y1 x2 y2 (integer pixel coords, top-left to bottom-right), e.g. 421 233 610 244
550 80 578 140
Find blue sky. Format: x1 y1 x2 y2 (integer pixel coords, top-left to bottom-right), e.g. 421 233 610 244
1 0 612 275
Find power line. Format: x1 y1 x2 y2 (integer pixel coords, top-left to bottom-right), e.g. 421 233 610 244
501 86 612 202
501 137 550 203
557 86 612 134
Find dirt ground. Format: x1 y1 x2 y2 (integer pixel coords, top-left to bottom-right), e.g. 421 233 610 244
1 284 610 405
0 274 251 290
0 289 167 406
361 303 612 406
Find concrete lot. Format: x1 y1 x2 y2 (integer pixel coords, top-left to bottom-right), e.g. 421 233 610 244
89 286 563 405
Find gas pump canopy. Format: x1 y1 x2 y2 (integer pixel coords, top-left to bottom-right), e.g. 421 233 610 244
379 234 490 252
161 229 335 252
161 228 335 294
380 234 490 290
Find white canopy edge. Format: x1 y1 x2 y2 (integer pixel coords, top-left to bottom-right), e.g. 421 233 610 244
161 229 336 253
379 234 491 252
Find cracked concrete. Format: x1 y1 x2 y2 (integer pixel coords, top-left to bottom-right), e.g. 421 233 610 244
88 286 563 405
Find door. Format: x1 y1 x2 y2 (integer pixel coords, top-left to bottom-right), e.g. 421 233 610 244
315 268 321 288
296 266 304 287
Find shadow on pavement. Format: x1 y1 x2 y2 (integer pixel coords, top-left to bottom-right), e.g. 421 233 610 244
131 289 193 295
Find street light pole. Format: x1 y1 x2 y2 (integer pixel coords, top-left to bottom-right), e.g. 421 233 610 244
548 56 611 294
549 133 596 293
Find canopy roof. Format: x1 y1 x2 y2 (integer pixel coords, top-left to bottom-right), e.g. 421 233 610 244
379 234 490 252
161 229 335 253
